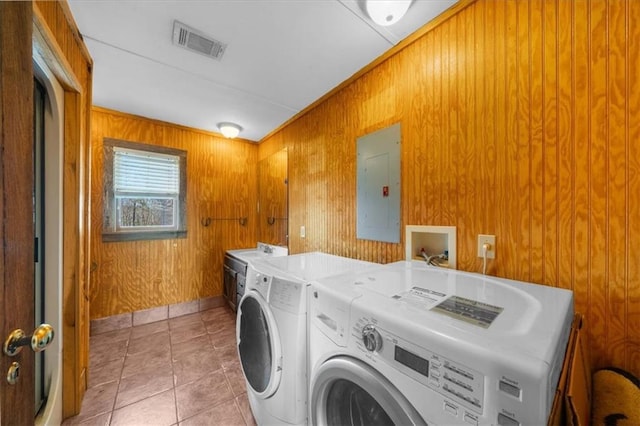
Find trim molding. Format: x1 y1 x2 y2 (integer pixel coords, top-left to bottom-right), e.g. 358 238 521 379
90 296 226 335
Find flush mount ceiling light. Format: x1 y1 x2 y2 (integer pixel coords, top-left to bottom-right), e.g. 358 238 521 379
365 0 412 27
217 122 242 139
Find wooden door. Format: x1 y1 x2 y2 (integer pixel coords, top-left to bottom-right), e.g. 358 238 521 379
0 2 36 424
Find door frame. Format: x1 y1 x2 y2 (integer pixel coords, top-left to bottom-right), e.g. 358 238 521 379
33 51 66 426
32 4 90 420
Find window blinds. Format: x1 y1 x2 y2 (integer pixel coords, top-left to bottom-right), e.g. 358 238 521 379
114 148 180 194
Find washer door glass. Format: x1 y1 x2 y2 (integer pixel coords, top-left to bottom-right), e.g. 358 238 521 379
326 379 393 425
237 292 281 397
311 357 426 426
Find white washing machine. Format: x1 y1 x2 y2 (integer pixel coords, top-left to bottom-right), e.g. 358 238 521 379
308 260 574 426
236 252 380 425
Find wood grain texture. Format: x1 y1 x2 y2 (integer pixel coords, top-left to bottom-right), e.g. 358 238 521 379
89 108 258 319
0 3 36 423
259 0 640 377
34 1 93 419
627 0 640 375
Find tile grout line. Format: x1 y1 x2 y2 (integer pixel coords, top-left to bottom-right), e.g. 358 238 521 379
170 317 180 425
109 328 131 425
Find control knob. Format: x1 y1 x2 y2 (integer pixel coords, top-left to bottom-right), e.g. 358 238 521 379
362 324 382 352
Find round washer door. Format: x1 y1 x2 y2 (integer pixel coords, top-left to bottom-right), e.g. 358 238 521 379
311 356 427 426
236 290 282 398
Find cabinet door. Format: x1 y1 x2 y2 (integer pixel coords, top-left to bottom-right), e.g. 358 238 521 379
223 265 237 310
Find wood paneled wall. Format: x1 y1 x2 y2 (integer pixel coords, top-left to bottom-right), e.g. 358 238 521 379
260 0 640 377
34 0 93 418
90 108 258 319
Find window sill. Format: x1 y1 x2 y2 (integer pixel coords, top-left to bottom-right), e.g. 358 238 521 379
102 230 187 242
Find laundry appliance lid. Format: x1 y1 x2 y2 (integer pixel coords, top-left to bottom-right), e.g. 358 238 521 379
314 260 573 364
250 251 380 282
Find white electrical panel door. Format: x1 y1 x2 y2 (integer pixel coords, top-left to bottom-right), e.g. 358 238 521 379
356 123 401 243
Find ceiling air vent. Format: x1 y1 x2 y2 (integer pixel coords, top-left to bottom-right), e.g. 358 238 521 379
172 20 227 61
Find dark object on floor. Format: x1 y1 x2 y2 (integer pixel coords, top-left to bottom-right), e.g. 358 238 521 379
591 367 640 426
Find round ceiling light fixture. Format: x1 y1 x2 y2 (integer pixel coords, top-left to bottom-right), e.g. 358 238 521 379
366 0 412 27
217 122 242 139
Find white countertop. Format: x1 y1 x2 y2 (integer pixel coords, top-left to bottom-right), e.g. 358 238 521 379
227 242 288 263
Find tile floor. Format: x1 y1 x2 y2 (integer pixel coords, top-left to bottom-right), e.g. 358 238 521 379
62 306 256 426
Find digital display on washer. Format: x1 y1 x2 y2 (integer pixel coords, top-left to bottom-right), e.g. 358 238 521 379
394 346 429 377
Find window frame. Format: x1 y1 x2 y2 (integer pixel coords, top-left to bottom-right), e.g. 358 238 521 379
102 138 187 242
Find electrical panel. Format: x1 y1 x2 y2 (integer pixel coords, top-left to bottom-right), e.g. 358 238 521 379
356 123 401 243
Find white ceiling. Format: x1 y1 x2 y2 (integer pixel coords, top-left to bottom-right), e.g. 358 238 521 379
68 0 457 142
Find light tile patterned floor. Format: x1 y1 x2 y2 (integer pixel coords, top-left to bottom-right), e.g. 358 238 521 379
62 306 256 426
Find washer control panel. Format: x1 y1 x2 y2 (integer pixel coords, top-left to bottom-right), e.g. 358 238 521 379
354 318 485 414
251 272 272 297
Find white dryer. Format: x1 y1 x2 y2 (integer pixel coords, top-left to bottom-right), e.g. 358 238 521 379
308 261 574 426
236 252 379 425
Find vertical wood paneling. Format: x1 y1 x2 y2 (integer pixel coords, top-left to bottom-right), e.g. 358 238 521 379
516 0 532 282
606 0 628 370
494 0 508 277
627 0 640 372
588 0 608 369
441 14 453 227
543 0 558 288
530 0 544 286
503 0 519 278
261 0 640 377
572 0 592 370
423 30 438 228
482 0 497 241
557 0 574 293
90 108 257 318
460 7 475 270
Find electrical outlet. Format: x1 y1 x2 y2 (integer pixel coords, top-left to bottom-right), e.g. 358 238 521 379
477 234 496 258
300 225 306 238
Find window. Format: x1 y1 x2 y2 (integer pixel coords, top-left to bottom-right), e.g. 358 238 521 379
103 138 187 241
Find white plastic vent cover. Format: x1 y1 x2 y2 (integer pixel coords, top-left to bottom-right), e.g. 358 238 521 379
172 20 227 60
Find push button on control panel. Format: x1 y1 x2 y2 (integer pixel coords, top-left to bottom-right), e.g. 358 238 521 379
497 413 520 426
463 413 478 426
444 402 458 417
499 380 522 399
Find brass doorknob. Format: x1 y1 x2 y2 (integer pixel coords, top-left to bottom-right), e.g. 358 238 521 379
3 324 54 357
